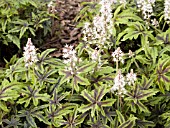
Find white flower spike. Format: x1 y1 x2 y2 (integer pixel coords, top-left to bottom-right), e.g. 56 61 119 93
111 70 127 96
23 38 38 67
82 0 114 48
126 69 137 85
112 47 124 63
164 0 170 23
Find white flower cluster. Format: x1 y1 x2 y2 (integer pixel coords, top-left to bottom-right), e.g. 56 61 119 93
23 38 38 67
126 69 137 85
62 44 78 75
111 47 124 63
89 49 102 67
82 0 114 48
91 50 101 62
151 18 159 27
62 44 78 65
164 0 170 24
111 70 126 95
111 0 126 4
137 0 155 20
111 69 137 96
128 50 134 58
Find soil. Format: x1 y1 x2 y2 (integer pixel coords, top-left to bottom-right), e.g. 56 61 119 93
39 0 95 57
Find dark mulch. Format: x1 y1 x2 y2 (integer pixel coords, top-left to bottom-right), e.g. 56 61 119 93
39 0 94 57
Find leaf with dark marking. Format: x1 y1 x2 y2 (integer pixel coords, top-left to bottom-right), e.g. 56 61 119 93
116 110 125 124
77 62 96 73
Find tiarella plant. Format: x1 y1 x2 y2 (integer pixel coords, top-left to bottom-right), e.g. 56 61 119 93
0 0 170 128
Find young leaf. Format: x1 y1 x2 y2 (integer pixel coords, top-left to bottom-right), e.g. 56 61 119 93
125 84 158 113
17 86 50 107
59 106 87 127
79 85 116 117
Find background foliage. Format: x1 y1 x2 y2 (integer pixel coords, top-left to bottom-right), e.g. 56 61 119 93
0 0 56 62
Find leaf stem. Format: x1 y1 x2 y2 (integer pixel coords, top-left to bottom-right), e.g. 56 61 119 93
133 58 140 71
116 61 119 73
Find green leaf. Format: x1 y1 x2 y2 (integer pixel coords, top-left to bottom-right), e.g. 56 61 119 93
0 101 8 112
26 116 37 127
156 59 170 93
79 104 94 113
8 27 21 33
79 85 115 117
28 0 38 8
0 80 21 101
116 110 125 124
39 49 56 62
159 45 170 56
161 112 170 118
122 29 140 41
100 99 116 107
118 117 137 128
2 19 7 32
135 55 150 64
59 70 72 83
116 9 142 25
116 30 127 45
19 26 28 39
74 75 90 85
113 4 123 18
32 112 50 125
81 90 95 103
29 28 35 36
17 86 50 107
136 90 158 100
7 34 20 48
13 36 20 48
136 119 155 128
17 97 31 108
76 42 87 56
95 66 114 75
77 62 96 73
34 69 58 85
148 47 158 65
161 112 170 128
39 18 50 24
140 76 153 90
137 101 149 113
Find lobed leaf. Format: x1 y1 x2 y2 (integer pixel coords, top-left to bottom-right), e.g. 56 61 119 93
116 110 125 124
136 90 158 100
118 117 137 128
77 62 96 73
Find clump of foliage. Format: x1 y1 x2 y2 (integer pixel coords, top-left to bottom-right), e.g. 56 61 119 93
0 0 57 61
0 0 170 128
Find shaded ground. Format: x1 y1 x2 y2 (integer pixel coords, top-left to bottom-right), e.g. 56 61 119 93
40 0 94 57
